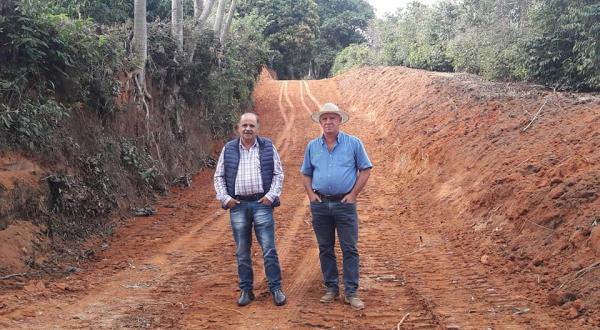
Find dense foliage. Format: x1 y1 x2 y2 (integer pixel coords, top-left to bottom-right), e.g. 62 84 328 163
238 0 319 79
331 43 372 76
526 0 600 90
0 6 126 149
1 0 269 152
337 0 599 91
238 0 372 78
310 0 374 78
16 0 194 24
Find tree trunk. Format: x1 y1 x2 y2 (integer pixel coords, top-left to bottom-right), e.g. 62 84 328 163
308 61 315 79
133 0 148 86
171 0 184 51
193 0 203 20
188 0 216 62
199 0 215 23
0 0 15 15
287 65 295 80
219 0 237 44
213 0 228 37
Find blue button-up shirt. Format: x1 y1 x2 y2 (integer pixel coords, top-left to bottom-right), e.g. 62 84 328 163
301 131 372 195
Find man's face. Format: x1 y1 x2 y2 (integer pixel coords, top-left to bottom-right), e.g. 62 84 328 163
237 114 259 144
319 113 341 134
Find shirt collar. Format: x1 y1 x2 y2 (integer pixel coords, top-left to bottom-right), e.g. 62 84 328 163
239 138 259 150
319 131 343 145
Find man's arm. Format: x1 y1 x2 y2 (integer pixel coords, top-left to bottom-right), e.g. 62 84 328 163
342 168 371 203
342 137 372 203
300 142 321 202
213 148 237 208
302 175 321 202
261 145 284 205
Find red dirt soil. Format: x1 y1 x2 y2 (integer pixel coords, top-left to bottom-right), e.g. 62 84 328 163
0 67 599 328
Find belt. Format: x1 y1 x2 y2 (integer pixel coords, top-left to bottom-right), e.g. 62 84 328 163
314 190 349 202
234 193 265 201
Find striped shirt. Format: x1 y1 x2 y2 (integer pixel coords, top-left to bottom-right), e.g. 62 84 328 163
214 139 284 206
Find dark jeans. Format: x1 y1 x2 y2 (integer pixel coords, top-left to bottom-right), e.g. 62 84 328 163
310 200 359 297
230 200 282 292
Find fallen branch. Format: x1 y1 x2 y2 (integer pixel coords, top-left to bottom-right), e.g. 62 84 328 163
0 272 29 280
396 312 410 329
558 261 600 290
400 245 428 258
223 307 245 316
522 99 548 132
525 219 555 231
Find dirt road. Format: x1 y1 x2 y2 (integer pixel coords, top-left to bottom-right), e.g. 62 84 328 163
1 69 597 329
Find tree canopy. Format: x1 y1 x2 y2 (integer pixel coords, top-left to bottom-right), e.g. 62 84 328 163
310 0 374 78
238 0 319 78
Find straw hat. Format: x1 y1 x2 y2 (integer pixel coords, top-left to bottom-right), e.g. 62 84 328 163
311 103 349 124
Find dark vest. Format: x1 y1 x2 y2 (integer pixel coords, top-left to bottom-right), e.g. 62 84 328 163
223 137 280 207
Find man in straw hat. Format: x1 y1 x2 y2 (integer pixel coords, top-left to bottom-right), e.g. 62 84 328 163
300 103 372 310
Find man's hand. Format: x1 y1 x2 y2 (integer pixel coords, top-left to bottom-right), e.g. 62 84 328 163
258 196 272 206
226 199 240 209
341 192 357 204
308 191 322 203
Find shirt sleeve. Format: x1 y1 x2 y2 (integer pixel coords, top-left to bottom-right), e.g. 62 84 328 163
265 145 284 202
213 147 232 207
355 138 373 171
300 142 313 176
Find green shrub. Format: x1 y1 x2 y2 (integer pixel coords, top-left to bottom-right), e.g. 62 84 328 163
332 44 373 76
525 1 600 91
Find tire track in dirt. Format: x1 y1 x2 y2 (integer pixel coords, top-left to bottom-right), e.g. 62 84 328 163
245 80 309 296
302 80 321 110
262 81 327 326
298 80 315 116
275 81 291 158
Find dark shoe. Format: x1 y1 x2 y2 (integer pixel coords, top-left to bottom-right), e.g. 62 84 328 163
272 288 287 306
238 290 255 306
319 290 339 303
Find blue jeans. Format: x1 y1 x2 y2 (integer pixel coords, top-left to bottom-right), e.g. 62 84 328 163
230 200 282 292
310 201 359 297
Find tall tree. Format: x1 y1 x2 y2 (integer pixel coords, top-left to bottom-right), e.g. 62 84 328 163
172 0 184 50
134 0 148 87
214 0 228 37
220 0 237 43
311 0 374 78
198 0 215 24
237 0 319 78
193 0 203 19
133 0 150 119
189 0 216 62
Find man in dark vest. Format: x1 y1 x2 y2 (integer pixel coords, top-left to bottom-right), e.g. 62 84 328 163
213 112 287 307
